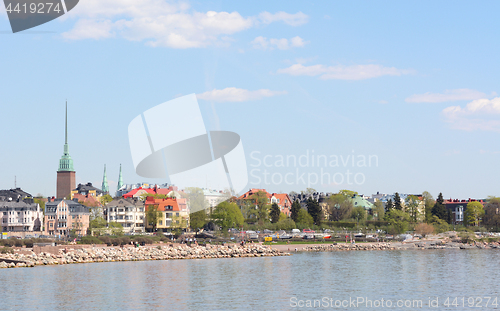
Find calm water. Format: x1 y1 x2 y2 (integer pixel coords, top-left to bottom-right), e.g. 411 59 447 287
1 250 499 310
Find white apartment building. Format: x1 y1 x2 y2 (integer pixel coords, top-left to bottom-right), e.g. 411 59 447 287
105 198 145 233
0 199 43 232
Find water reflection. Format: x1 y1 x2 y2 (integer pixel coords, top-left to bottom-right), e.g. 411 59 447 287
1 250 499 310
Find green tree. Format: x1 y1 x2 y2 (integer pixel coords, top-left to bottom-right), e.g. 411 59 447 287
270 203 281 223
211 201 244 230
290 200 301 223
33 197 46 213
275 218 296 230
306 197 322 225
190 210 207 230
339 189 358 197
373 201 385 220
279 212 287 222
100 194 113 205
393 193 402 210
326 193 353 221
422 191 435 223
248 191 270 221
385 198 393 212
146 204 162 232
351 206 367 225
108 222 124 235
464 201 485 227
89 217 107 229
431 192 447 222
296 208 313 227
405 195 420 222
301 188 317 195
483 197 500 229
385 209 410 234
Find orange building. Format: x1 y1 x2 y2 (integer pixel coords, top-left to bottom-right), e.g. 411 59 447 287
144 197 189 231
239 188 292 216
123 185 182 199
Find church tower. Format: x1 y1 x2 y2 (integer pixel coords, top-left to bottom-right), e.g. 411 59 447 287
102 164 109 194
116 164 123 195
56 101 76 199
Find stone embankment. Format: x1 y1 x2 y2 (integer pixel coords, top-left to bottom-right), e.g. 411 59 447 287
303 243 395 252
300 241 500 252
0 244 288 268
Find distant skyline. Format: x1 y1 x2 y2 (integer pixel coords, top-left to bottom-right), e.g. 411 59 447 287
1 1 499 199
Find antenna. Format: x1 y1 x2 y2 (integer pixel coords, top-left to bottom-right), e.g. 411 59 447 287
15 175 16 188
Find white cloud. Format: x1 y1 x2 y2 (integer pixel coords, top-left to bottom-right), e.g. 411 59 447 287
442 97 500 132
62 19 115 40
61 2 308 48
406 89 488 103
277 63 412 80
197 87 286 102
258 11 308 26
251 36 307 50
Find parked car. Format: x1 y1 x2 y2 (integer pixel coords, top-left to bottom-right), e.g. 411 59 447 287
303 229 315 233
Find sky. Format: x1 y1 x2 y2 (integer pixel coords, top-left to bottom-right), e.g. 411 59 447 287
0 1 499 200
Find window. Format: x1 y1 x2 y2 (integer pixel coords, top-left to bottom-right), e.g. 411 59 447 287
176 213 179 217
159 220 163 225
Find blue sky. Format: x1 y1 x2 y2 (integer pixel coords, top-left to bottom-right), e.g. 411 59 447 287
1 1 499 199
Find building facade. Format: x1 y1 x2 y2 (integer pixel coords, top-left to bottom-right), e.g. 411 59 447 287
145 197 189 231
44 199 90 236
105 198 145 233
0 199 43 232
239 188 292 216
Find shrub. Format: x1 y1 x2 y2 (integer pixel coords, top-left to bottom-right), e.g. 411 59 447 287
0 247 13 254
415 223 435 237
459 232 475 243
14 239 23 247
24 239 35 248
3 240 15 247
80 236 103 244
120 236 131 245
99 236 112 246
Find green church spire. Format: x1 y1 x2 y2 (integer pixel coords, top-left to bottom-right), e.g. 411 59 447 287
117 164 123 191
102 164 109 193
58 101 75 172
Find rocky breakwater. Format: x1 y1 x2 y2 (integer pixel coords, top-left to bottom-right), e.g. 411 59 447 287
303 243 396 252
0 244 289 268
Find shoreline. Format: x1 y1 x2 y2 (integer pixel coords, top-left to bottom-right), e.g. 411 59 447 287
0 244 289 268
272 240 500 252
2 240 498 269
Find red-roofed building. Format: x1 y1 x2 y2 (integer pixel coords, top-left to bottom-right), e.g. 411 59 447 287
123 185 181 199
444 198 485 225
238 188 292 216
72 193 102 207
145 197 189 231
